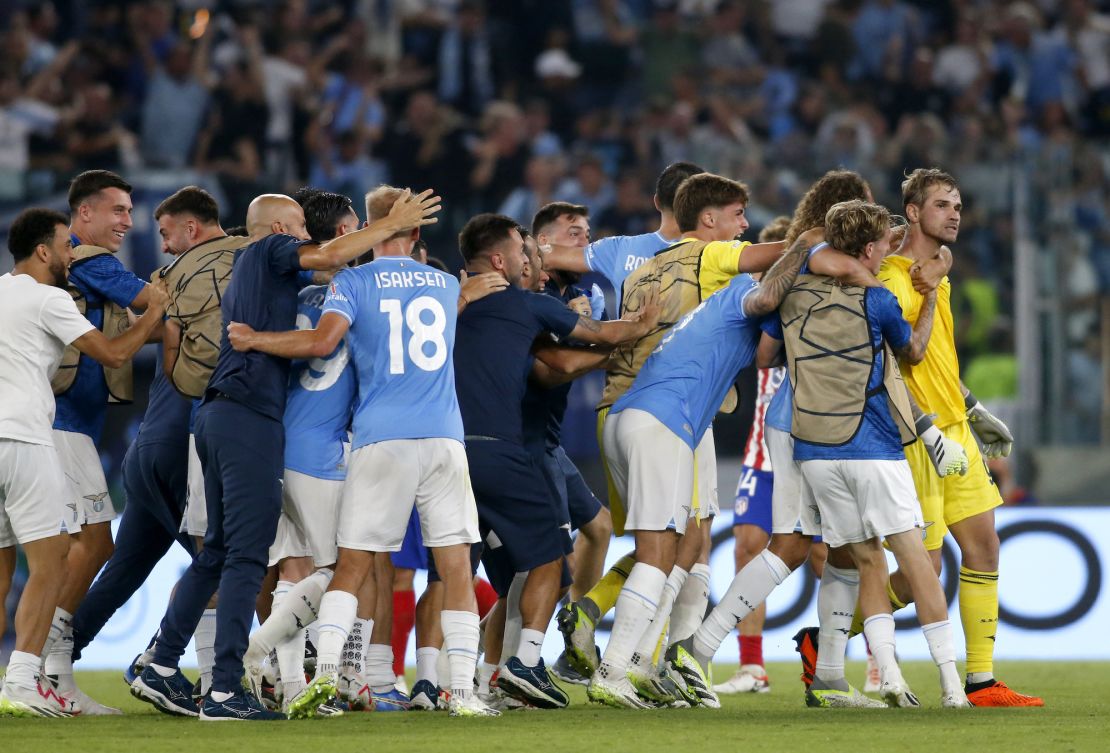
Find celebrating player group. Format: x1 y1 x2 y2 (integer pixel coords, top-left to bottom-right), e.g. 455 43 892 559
0 160 1043 721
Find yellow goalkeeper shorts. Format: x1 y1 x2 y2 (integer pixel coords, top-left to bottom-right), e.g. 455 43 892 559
906 419 1004 551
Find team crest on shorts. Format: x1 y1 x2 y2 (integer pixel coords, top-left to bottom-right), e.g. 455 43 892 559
84 492 108 513
735 496 750 516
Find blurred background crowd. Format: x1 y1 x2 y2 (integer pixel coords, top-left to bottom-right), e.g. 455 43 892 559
0 0 1107 502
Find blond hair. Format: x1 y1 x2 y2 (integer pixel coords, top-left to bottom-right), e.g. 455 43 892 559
758 215 791 243
901 168 958 209
364 185 412 242
824 200 890 258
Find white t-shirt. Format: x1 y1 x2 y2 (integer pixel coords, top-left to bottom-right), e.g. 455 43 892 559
0 273 95 446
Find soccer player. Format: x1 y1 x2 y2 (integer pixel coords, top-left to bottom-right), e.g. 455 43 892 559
129 189 440 721
452 213 661 709
69 187 233 681
0 208 167 716
714 215 791 696
529 202 614 684
587 219 816 708
776 200 968 707
877 169 1042 707
229 187 497 719
43 170 163 715
234 191 359 713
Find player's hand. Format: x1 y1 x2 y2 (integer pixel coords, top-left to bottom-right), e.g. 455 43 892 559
459 269 509 307
629 283 662 330
386 188 442 230
966 398 1014 458
146 278 170 312
910 246 952 294
919 422 969 477
227 321 256 352
567 295 591 317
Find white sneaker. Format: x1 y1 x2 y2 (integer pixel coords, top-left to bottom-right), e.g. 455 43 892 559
338 671 372 710
863 655 881 693
0 681 76 717
713 665 770 694
448 691 501 717
45 674 121 715
244 657 266 702
394 674 409 696
587 673 652 709
879 680 921 708
941 689 971 708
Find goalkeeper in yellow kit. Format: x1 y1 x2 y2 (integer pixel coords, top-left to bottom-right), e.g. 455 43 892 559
876 168 1042 707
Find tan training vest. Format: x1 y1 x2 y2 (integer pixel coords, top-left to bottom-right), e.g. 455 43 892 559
158 234 251 398
599 239 737 414
779 274 916 447
50 245 134 403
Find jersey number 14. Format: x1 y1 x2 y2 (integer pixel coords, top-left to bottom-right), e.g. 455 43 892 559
380 296 448 374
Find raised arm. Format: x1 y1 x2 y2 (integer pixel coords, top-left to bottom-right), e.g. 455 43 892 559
457 270 509 314
540 243 591 274
297 190 441 271
72 280 169 368
742 230 819 318
227 312 350 359
890 289 936 365
808 246 882 288
735 240 787 274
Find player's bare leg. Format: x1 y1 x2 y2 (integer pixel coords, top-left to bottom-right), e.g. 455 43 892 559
568 506 613 602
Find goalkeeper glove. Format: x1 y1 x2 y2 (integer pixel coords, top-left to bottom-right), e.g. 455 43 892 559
915 413 968 477
964 392 1013 458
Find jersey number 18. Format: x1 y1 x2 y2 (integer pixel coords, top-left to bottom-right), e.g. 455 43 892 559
379 296 448 374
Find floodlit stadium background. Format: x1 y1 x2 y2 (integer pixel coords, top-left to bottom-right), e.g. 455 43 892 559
0 0 1107 666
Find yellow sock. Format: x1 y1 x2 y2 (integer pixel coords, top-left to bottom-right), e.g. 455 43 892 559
958 566 999 675
584 552 635 617
848 584 909 637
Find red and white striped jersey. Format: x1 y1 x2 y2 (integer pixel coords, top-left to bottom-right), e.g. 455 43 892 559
742 366 786 471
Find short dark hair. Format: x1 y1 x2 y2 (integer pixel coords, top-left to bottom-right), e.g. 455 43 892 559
291 186 323 207
225 225 249 237
8 208 69 262
673 173 749 233
154 186 220 225
302 191 354 242
68 170 132 211
459 213 520 262
655 161 706 212
426 256 448 273
531 202 588 237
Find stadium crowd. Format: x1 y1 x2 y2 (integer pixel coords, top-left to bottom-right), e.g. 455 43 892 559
0 0 1100 723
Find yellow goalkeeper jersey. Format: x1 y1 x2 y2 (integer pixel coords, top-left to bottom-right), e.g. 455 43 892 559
877 254 965 428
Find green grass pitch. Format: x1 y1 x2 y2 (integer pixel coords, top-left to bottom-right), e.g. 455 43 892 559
2 662 1100 752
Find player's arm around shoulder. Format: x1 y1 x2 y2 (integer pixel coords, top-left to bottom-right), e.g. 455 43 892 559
228 311 349 359
881 285 936 366
568 280 662 346
72 278 170 368
742 229 819 317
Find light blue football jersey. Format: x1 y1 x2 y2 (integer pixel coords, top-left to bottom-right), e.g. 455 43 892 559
583 231 676 312
283 284 356 480
612 274 761 449
323 256 464 449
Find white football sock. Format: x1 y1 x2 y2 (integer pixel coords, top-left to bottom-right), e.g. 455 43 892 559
416 647 440 686
194 608 217 695
814 565 860 684
340 617 369 675
598 562 667 677
500 572 526 667
271 581 307 699
693 550 790 667
315 590 358 677
632 566 687 668
40 607 71 663
517 628 545 667
442 609 481 695
922 620 962 695
862 613 905 687
365 643 395 693
247 569 333 663
670 562 711 644
5 650 40 690
43 607 74 680
477 660 496 695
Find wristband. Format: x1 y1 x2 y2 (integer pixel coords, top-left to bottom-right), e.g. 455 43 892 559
963 391 978 411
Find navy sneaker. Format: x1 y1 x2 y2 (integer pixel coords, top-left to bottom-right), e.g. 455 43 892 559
123 654 145 687
408 679 441 711
199 690 286 721
130 667 200 717
496 657 568 709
